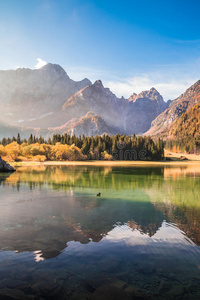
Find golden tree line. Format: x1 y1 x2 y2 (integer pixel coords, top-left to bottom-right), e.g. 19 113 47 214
0 133 164 161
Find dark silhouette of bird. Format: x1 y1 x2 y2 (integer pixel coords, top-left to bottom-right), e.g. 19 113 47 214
96 192 101 197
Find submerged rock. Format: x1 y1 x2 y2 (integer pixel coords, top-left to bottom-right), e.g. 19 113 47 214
0 157 15 172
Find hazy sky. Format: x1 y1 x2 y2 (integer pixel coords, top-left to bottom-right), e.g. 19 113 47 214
1 0 200 100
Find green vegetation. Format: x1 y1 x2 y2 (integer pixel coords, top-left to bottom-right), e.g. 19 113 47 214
0 133 164 161
165 138 200 154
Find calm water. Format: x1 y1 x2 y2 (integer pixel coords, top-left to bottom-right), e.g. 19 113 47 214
0 165 200 300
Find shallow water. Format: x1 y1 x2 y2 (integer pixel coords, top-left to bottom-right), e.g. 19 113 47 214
0 165 200 299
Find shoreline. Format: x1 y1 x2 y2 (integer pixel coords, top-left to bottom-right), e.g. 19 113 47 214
10 160 200 167
7 150 200 167
164 150 200 161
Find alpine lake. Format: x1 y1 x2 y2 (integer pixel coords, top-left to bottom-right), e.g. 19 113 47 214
0 164 200 300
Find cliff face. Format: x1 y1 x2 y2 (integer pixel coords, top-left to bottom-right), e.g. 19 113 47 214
125 88 168 134
145 80 200 137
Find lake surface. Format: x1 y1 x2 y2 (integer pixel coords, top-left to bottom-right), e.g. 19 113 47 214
0 164 200 299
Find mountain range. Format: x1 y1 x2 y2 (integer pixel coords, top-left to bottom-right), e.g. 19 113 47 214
0 63 199 139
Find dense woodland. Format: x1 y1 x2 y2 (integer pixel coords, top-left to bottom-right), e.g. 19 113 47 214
0 133 164 161
165 138 200 154
165 103 200 154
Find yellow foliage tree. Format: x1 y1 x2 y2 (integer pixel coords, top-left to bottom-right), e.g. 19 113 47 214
5 142 21 161
0 145 7 157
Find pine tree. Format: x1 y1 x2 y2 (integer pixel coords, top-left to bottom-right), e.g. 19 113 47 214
28 134 33 145
1 138 7 146
17 133 21 144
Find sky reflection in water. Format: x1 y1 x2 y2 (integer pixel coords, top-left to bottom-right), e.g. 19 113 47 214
0 165 200 299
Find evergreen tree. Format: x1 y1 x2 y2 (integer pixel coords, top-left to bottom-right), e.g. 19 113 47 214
17 133 21 144
0 132 164 161
28 134 33 145
1 138 7 146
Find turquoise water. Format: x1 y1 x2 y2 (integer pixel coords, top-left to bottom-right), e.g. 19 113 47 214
0 165 200 299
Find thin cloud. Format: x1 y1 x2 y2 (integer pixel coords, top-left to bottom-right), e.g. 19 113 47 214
106 75 198 101
67 66 110 82
35 58 47 69
14 65 22 70
63 64 200 101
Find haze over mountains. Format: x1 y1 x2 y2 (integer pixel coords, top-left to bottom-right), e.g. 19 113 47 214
0 63 199 139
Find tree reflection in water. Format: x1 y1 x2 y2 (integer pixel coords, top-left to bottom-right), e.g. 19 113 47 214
0 165 200 299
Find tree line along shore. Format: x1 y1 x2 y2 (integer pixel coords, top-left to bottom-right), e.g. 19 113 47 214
0 133 164 162
165 137 200 155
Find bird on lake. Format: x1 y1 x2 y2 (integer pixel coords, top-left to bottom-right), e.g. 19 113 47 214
96 192 101 197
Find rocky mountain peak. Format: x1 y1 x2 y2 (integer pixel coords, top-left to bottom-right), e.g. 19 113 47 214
128 93 137 102
184 79 200 95
138 87 163 101
191 79 200 88
40 63 69 79
93 80 104 88
145 79 200 137
150 87 158 92
0 63 93 126
169 79 200 109
80 78 91 86
40 63 62 70
0 62 186 139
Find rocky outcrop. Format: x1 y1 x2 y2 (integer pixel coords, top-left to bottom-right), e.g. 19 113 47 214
48 111 114 137
66 111 114 136
0 157 15 172
125 88 169 134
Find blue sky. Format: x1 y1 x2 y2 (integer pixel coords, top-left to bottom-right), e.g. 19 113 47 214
1 0 200 100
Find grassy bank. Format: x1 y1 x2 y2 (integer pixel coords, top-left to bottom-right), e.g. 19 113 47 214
8 149 200 167
10 159 200 167
164 149 200 161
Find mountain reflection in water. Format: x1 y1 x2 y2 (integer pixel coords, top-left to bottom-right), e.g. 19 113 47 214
0 165 200 299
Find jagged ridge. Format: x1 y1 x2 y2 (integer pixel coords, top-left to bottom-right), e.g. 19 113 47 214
145 80 200 137
0 63 186 139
